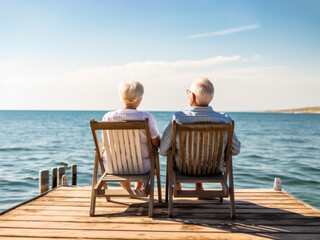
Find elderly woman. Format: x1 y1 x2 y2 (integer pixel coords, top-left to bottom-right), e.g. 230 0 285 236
102 80 160 190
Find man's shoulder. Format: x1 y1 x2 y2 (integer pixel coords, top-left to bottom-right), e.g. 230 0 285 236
173 108 232 124
173 110 187 118
211 111 233 121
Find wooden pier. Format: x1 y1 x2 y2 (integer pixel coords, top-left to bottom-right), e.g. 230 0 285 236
0 186 319 239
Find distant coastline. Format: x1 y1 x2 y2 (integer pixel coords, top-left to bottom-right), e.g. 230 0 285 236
265 106 320 114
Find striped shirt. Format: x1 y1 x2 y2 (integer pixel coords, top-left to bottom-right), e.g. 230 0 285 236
159 106 241 157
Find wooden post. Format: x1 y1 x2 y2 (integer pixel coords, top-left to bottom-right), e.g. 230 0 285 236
273 177 282 191
71 164 77 185
62 174 68 186
51 167 57 189
57 166 65 186
39 169 49 194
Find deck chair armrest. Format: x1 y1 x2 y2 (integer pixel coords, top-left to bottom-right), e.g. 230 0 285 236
150 149 156 170
223 155 233 181
166 150 175 171
166 150 172 167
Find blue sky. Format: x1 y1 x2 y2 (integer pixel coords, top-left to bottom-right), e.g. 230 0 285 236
0 0 319 111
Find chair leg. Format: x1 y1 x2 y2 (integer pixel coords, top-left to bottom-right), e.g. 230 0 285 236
219 197 223 203
168 164 173 217
155 157 162 203
157 173 162 203
168 176 173 217
149 175 155 218
229 160 236 219
230 186 235 219
90 189 97 217
103 182 111 202
165 164 168 203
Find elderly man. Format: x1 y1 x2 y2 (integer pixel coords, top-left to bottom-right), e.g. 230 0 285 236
159 77 241 190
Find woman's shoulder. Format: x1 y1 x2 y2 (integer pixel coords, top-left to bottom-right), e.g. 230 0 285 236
102 110 119 121
138 110 155 119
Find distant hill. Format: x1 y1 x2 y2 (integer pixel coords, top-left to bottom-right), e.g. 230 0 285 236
265 107 320 114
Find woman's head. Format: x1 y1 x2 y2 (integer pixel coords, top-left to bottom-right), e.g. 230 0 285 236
119 80 144 104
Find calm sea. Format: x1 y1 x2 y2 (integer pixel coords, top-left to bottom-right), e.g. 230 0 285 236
0 110 319 211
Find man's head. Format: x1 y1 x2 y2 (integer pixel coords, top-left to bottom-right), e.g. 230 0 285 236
119 80 144 105
188 77 214 106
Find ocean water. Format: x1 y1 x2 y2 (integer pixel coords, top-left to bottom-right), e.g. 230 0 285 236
0 110 319 211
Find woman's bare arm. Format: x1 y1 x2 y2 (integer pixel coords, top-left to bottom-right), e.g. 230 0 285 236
151 135 160 147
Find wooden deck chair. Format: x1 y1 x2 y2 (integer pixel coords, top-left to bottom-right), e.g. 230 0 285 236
166 120 236 218
90 118 162 217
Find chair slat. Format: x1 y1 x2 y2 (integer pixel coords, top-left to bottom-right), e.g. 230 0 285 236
186 131 192 175
103 130 114 173
211 131 219 174
197 131 204 175
192 131 198 175
206 131 214 175
114 130 124 174
134 130 144 174
178 131 183 174
128 130 138 174
215 131 225 174
182 131 187 174
108 130 119 174
118 130 128 174
123 130 134 174
202 131 209 175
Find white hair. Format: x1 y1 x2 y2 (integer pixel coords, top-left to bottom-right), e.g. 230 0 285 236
189 77 214 105
118 80 144 104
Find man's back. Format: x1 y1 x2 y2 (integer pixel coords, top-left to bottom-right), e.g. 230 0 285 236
160 106 240 157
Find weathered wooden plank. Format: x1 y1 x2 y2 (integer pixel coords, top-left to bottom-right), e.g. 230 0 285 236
14 204 319 215
1 221 320 234
45 191 296 199
26 200 311 209
2 214 320 226
49 187 282 193
0 238 60 240
0 228 320 240
31 196 302 204
7 209 320 219
46 189 288 196
45 187 290 196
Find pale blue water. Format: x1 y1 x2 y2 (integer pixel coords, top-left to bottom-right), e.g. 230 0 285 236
0 110 319 211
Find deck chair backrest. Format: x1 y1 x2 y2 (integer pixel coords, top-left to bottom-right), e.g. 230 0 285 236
172 120 234 176
90 119 152 175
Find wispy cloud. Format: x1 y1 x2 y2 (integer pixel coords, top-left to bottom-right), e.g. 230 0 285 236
187 24 260 39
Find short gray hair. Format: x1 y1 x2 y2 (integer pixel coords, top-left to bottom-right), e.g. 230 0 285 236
189 77 214 105
119 80 144 104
